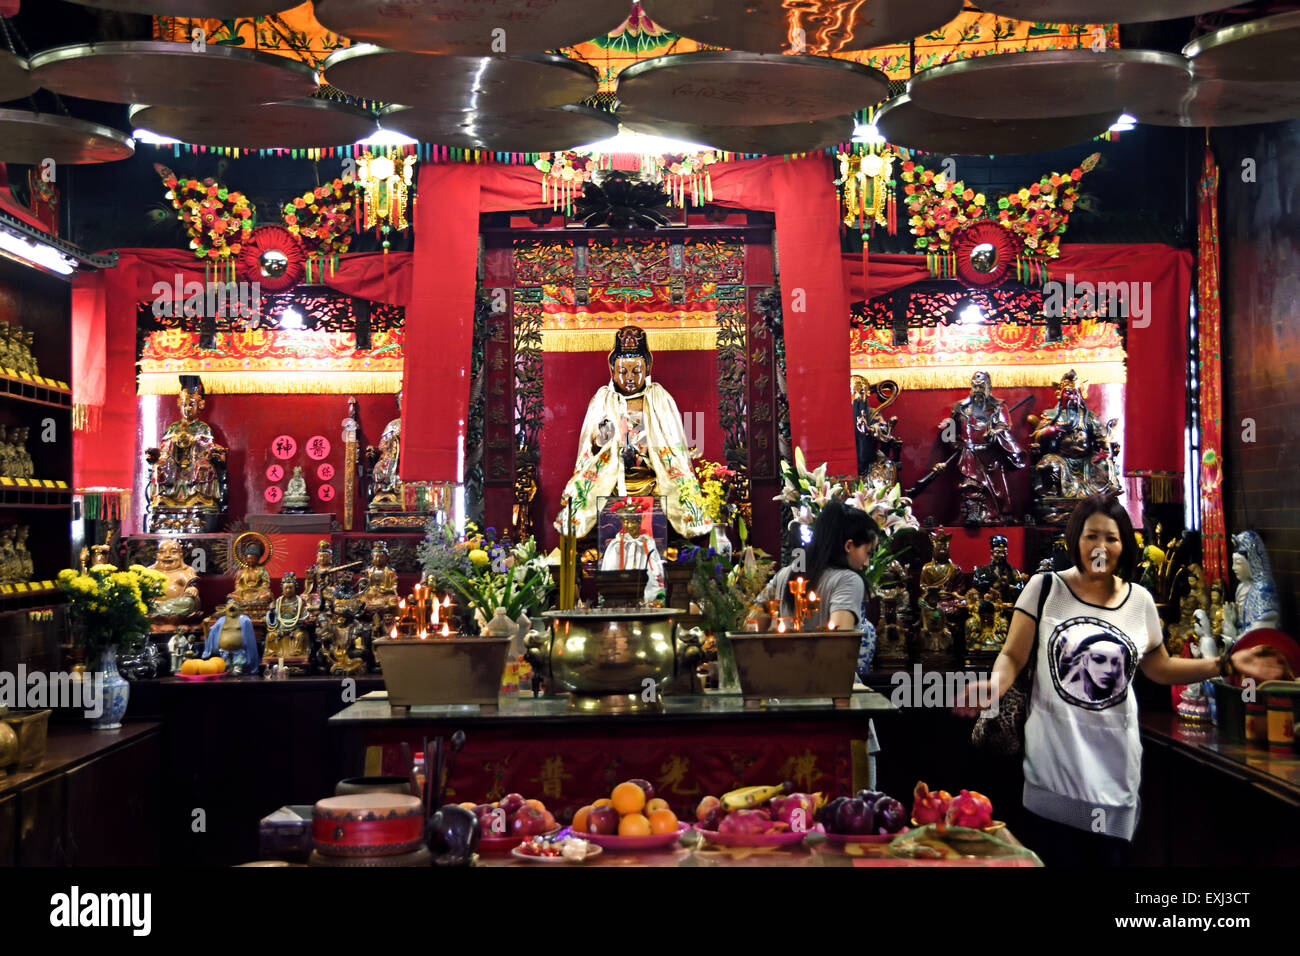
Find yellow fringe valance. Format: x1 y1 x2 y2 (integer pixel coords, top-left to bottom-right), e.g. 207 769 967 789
540 328 719 353
849 362 1127 390
137 370 403 395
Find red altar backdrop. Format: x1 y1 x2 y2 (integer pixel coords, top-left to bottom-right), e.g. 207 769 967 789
842 244 1192 477
404 155 856 484
136 392 399 530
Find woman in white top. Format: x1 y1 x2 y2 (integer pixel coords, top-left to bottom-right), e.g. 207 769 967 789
960 494 1283 866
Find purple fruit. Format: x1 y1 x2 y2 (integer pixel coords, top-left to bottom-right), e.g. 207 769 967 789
834 797 875 836
874 796 907 834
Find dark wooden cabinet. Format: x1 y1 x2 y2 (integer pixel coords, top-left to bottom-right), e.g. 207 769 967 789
2 722 160 866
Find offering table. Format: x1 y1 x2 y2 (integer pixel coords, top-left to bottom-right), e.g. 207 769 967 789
329 690 898 819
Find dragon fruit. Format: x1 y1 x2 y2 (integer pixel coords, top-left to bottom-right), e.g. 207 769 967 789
945 789 994 829
772 792 819 833
912 781 953 826
718 809 773 836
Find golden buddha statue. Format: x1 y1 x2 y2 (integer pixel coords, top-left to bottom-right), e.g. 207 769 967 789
18 330 35 374
555 326 712 539
147 537 201 623
0 526 17 583
228 533 273 620
144 377 226 521
0 324 15 370
360 540 399 611
14 525 31 581
0 424 12 477
264 572 311 673
366 389 402 508
12 426 31 478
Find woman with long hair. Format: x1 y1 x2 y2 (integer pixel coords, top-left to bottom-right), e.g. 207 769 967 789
958 494 1283 866
752 500 880 630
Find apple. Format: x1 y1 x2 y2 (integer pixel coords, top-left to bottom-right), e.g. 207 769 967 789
511 805 547 836
628 778 655 801
700 805 723 831
540 810 557 832
696 795 721 822
586 805 619 835
646 798 670 815
499 793 526 816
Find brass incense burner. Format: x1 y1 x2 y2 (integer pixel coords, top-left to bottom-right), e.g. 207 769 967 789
525 608 701 713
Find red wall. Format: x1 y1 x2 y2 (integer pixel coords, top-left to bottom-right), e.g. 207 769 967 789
135 392 401 534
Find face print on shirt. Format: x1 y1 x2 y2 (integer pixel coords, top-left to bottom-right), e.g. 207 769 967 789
1047 617 1139 711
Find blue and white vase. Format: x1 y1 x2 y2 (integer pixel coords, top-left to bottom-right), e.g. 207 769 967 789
91 646 131 731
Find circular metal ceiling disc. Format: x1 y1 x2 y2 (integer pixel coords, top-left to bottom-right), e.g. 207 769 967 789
31 42 318 109
0 109 134 164
1184 11 1300 83
1139 77 1300 127
323 46 597 113
380 104 617 152
876 95 1113 155
619 110 855 154
0 50 37 102
61 0 296 15
908 50 1191 121
616 52 889 127
977 0 1234 25
313 0 631 55
129 99 377 149
638 0 963 54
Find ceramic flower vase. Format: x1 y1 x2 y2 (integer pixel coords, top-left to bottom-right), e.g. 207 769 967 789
91 646 131 731
709 526 733 558
856 619 878 683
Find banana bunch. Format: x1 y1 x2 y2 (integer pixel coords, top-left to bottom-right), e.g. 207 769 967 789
720 784 786 812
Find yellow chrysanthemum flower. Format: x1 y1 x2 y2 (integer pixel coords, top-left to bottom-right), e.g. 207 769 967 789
57 569 76 583
469 549 490 567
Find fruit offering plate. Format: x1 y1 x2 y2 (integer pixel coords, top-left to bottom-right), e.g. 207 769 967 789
175 672 227 681
510 839 603 864
693 823 825 847
478 828 561 853
559 822 691 851
823 827 910 845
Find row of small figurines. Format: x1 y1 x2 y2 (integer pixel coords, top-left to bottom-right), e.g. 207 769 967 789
0 424 34 479
0 524 33 584
149 513 212 534
0 323 39 377
874 575 1023 664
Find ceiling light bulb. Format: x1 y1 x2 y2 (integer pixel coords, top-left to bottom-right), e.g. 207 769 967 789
852 123 884 145
133 128 181 145
356 128 417 147
1109 113 1137 131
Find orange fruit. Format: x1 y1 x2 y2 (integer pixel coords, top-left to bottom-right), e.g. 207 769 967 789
645 797 669 815
572 805 593 832
180 659 199 675
209 656 226 673
593 798 613 808
200 658 219 675
611 781 647 815
648 809 678 834
618 812 652 836
525 798 546 813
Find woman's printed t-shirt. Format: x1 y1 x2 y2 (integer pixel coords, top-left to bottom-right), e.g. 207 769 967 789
1014 572 1163 841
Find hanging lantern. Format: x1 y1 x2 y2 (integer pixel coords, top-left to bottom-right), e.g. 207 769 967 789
357 150 416 244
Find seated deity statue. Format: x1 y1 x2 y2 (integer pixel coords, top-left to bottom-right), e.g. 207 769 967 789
282 465 310 512
147 537 201 623
1028 370 1121 524
600 506 666 605
264 572 312 672
144 377 226 521
204 599 259 675
555 326 712 540
918 585 953 659
228 535 273 616
14 525 32 580
366 389 403 508
360 540 400 611
919 530 961 596
0 526 17 584
971 534 1026 604
1221 530 1281 641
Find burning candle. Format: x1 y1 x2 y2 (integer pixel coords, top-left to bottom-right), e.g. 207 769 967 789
418 628 428 640
390 626 398 639
777 619 787 633
432 596 440 626
440 622 450 637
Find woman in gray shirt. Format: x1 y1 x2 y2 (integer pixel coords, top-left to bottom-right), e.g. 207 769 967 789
753 501 880 630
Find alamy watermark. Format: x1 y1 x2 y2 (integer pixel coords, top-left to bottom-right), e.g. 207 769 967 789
890 664 999 716
50 886 151 936
0 665 104 718
1042 273 1150 328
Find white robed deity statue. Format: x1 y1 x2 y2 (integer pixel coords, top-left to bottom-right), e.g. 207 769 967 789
555 326 712 539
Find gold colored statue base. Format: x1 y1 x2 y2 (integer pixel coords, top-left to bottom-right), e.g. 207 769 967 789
567 692 664 714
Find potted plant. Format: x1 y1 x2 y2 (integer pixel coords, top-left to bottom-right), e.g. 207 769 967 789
55 563 168 729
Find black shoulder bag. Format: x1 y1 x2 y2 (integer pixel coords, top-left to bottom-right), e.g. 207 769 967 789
971 572 1052 756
